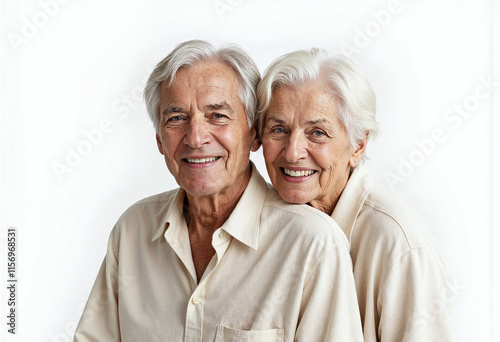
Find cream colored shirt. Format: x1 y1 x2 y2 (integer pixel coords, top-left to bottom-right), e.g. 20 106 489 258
74 166 363 342
332 166 455 341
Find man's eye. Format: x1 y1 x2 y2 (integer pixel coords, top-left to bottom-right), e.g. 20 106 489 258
167 116 185 122
213 114 224 119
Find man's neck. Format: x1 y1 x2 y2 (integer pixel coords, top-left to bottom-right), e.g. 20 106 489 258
183 165 252 282
184 166 251 234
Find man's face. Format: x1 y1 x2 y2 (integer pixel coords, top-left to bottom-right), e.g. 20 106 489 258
156 60 258 199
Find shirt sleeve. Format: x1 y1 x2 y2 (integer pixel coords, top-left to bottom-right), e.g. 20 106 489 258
74 231 121 342
295 243 364 341
378 248 455 342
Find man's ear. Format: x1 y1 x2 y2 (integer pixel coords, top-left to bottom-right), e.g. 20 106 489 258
156 134 165 155
250 127 261 152
349 131 368 168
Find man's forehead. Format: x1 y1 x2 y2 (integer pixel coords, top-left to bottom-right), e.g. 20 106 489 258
159 62 243 109
166 61 239 89
160 83 239 106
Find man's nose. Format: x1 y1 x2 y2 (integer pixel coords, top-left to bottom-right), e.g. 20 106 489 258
283 132 308 163
184 116 211 148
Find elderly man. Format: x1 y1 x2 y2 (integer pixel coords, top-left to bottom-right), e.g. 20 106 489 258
74 40 363 341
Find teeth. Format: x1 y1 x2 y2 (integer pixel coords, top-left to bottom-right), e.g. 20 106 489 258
186 157 218 163
283 168 315 177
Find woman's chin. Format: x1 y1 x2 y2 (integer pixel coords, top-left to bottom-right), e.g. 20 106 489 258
278 189 314 205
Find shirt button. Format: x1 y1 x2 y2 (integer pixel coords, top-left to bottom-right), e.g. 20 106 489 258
192 297 201 305
219 231 227 239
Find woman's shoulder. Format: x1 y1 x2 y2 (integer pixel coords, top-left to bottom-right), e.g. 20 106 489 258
357 183 441 255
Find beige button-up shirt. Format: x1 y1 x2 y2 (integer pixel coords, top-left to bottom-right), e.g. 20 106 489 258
332 166 455 341
74 165 363 341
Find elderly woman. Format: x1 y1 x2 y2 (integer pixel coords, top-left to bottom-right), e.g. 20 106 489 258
257 49 454 341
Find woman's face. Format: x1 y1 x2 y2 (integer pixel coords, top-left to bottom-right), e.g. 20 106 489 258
261 81 365 215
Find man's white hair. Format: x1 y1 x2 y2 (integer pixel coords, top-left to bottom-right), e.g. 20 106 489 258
144 40 260 133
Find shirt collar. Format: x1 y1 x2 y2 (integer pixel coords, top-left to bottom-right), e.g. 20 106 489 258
151 188 186 243
218 162 266 250
151 162 267 250
331 166 374 242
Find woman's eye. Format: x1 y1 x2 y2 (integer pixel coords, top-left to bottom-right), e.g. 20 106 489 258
312 130 326 137
271 127 286 134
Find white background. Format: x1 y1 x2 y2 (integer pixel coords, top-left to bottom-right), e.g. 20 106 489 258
1 0 499 341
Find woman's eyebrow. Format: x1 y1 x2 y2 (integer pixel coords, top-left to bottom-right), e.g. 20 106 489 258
268 117 329 126
266 116 286 124
306 118 328 125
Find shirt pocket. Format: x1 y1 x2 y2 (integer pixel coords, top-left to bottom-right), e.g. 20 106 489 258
215 325 285 342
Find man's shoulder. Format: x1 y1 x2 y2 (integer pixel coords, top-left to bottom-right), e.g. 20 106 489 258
129 188 179 209
262 187 348 247
263 186 333 223
116 188 180 226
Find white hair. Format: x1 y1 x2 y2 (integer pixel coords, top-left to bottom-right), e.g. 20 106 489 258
257 49 378 151
144 40 260 133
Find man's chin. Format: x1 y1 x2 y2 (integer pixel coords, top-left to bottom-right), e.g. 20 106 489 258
183 184 220 198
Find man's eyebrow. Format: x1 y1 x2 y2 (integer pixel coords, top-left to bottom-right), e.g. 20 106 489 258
160 102 234 115
161 107 182 116
205 101 233 112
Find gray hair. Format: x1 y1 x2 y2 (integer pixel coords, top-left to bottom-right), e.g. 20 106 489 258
257 49 378 150
144 40 260 133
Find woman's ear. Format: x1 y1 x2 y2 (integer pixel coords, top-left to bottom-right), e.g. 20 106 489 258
349 131 368 167
251 136 261 152
250 126 262 152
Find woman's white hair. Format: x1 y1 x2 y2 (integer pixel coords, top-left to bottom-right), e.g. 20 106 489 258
257 48 378 151
144 40 260 133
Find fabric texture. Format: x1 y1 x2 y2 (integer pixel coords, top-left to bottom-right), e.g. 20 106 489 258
74 165 363 342
332 166 455 342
